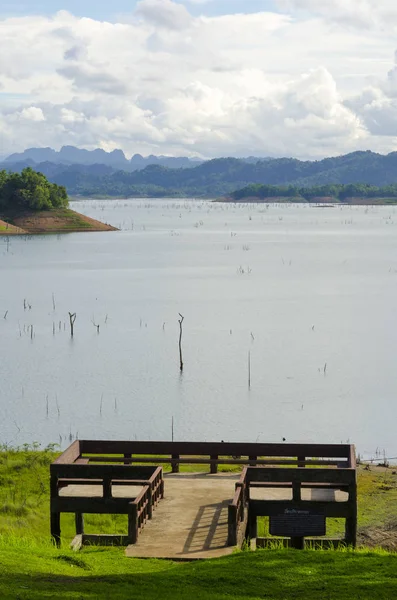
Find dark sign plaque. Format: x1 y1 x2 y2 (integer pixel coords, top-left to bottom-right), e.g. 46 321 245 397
270 509 326 537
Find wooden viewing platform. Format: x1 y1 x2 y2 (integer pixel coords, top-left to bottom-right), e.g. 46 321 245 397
50 441 357 558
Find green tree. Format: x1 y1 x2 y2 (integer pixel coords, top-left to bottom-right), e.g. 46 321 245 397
0 167 68 212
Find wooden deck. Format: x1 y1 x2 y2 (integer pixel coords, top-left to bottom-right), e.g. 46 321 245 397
123 473 348 560
51 441 357 555
125 473 241 560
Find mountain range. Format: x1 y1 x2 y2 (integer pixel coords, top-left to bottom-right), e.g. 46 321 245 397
2 149 397 197
4 146 203 171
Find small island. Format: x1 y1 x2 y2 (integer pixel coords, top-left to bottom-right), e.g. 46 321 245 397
0 167 117 235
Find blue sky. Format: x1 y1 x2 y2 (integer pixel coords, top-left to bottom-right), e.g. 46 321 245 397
0 0 278 20
0 0 396 159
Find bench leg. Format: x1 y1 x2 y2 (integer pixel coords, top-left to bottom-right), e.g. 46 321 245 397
75 513 84 535
345 517 357 547
51 512 61 548
247 509 257 543
128 505 138 544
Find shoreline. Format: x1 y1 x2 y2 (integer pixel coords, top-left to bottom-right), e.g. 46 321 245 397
0 208 118 235
218 195 397 205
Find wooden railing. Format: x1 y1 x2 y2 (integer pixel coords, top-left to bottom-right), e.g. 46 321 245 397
76 440 355 473
53 441 356 548
129 485 150 544
228 467 248 545
50 462 163 546
128 465 164 543
246 465 357 547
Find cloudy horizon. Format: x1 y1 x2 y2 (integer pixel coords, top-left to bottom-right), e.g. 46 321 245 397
0 0 397 160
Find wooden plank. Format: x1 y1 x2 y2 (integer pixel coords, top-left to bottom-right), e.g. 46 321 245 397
246 468 355 485
52 440 81 464
51 464 157 479
58 478 150 487
249 482 349 490
51 497 140 514
81 456 345 467
79 440 353 460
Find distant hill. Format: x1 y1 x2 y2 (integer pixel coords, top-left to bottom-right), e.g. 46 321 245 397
4 146 203 171
224 182 397 204
2 150 397 197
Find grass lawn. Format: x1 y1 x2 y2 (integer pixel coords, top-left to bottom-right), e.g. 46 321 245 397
1 540 397 599
2 447 397 598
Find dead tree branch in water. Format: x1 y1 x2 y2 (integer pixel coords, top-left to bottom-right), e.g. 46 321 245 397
178 313 184 371
68 312 76 338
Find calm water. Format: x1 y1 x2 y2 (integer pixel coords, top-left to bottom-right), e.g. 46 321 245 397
1 199 397 460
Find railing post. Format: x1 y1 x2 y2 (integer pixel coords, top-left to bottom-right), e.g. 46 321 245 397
75 513 84 535
298 455 305 468
148 486 153 519
160 477 165 498
50 472 61 547
228 504 237 546
103 477 112 499
235 483 244 521
292 480 301 502
345 478 357 547
240 486 245 521
171 454 180 473
249 455 257 467
124 453 132 465
210 455 218 474
247 508 257 541
128 502 138 544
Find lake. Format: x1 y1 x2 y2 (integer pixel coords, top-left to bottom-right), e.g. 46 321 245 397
1 199 397 461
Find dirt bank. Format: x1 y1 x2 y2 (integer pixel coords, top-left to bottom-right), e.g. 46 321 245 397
0 219 27 235
0 208 118 234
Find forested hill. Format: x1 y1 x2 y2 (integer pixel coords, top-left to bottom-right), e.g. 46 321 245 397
0 168 68 211
227 183 397 203
3 150 397 197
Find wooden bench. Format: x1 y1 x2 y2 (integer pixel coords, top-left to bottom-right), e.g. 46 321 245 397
50 453 163 547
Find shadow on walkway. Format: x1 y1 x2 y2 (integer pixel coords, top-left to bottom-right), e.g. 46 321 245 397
182 500 230 555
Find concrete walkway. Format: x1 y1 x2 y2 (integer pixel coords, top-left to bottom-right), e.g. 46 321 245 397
125 472 240 560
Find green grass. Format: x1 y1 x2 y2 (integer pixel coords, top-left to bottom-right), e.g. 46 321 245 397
3 448 397 598
1 538 397 599
56 208 93 228
2 448 397 543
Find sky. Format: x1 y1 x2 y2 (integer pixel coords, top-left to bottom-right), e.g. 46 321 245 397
0 0 397 159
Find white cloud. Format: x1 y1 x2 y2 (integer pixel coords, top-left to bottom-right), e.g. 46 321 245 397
19 107 45 121
0 2 396 158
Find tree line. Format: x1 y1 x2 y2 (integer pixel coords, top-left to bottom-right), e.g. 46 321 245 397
5 150 397 198
230 183 397 202
0 168 68 212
